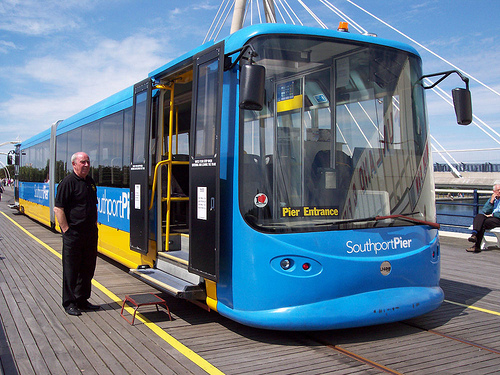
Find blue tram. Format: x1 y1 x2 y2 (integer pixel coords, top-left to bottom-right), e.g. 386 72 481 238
9 23 472 330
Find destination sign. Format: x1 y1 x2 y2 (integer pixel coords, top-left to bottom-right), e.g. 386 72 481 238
281 206 339 218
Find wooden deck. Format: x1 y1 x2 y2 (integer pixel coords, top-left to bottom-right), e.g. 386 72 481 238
1 186 499 374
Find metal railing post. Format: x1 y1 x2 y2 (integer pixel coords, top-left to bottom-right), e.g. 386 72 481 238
473 189 479 217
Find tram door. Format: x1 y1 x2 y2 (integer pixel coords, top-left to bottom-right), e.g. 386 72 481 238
130 79 153 254
188 44 223 281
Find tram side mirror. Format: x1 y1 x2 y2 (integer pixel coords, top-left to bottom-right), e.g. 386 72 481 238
239 64 265 111
452 87 472 125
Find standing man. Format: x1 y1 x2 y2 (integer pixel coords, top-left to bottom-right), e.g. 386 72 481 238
467 183 500 253
54 152 100 316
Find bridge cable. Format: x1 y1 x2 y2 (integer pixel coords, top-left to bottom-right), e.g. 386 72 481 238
214 0 236 41
431 143 462 178
272 0 287 23
427 80 500 144
426 79 500 146
280 0 304 26
319 0 366 34
255 0 263 24
347 0 500 98
204 0 227 43
205 0 229 42
297 0 328 28
431 135 461 165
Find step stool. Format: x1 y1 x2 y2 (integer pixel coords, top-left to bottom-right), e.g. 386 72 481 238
121 293 172 325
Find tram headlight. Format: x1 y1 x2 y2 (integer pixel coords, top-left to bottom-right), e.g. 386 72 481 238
280 258 292 270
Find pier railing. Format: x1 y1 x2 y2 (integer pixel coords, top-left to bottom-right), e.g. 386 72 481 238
435 188 491 232
434 162 500 172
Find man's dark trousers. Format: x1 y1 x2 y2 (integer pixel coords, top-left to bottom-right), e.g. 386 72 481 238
62 226 98 308
471 214 500 246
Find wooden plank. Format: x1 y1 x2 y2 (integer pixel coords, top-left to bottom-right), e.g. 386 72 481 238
2 187 500 375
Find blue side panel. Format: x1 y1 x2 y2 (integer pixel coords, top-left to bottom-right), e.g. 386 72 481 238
19 182 49 206
19 183 130 232
217 286 443 330
96 186 130 232
216 201 443 329
39 184 130 232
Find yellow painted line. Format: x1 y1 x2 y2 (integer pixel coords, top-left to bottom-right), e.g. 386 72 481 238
445 299 500 316
1 212 224 375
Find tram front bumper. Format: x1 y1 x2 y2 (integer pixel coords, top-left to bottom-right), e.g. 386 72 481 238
216 286 444 331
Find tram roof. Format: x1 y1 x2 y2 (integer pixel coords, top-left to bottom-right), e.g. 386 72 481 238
21 24 420 147
148 23 420 80
21 127 52 149
222 23 420 57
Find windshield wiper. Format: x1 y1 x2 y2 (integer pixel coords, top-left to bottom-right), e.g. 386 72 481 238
318 212 440 229
374 214 440 229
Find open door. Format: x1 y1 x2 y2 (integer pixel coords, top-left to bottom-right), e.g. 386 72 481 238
188 43 224 281
130 78 153 254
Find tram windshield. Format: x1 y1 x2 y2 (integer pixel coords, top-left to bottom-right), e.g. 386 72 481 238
240 35 434 232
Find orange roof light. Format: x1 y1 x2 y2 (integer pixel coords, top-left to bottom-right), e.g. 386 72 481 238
338 21 349 32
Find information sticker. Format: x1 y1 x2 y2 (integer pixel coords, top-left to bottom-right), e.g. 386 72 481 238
134 184 141 209
197 187 207 220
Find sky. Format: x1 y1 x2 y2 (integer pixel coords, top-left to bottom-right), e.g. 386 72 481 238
1 0 500 167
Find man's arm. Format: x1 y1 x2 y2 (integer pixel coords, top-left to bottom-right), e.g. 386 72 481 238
54 206 69 233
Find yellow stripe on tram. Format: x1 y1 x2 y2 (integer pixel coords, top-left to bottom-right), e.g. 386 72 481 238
1 212 224 375
444 299 500 316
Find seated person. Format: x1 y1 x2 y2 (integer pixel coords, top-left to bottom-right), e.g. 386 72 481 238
467 183 500 253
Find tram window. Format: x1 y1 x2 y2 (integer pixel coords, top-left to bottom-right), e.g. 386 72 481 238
150 96 159 183
42 140 49 182
21 147 31 182
239 35 434 231
99 112 123 187
82 121 100 182
194 59 219 157
241 114 274 218
133 91 147 164
22 142 49 183
19 148 28 181
169 133 190 155
55 132 68 182
66 128 82 175
123 108 133 186
303 69 335 207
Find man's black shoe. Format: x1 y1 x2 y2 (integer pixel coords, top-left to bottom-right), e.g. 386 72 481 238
65 306 82 316
468 234 477 243
78 301 100 311
466 245 481 253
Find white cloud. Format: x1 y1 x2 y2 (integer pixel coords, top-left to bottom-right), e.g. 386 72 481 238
0 33 175 142
0 0 96 35
0 40 19 53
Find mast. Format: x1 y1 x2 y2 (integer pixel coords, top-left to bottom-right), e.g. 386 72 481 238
262 0 276 23
230 0 276 34
230 0 246 34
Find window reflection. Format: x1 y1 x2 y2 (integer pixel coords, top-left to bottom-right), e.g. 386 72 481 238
54 109 130 187
240 36 431 232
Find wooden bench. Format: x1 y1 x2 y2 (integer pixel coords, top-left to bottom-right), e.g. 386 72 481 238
468 225 500 249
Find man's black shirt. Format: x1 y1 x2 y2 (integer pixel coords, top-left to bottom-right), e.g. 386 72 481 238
55 172 98 229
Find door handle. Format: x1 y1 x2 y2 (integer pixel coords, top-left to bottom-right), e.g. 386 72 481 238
210 197 215 211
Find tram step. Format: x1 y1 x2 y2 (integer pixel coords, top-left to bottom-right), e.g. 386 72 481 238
129 268 205 300
156 250 201 285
